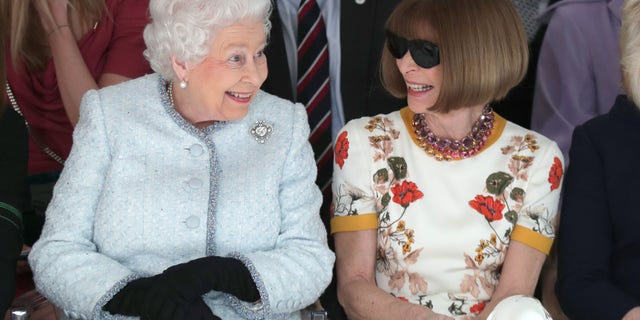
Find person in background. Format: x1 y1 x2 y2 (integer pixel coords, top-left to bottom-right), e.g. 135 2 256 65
532 1 624 318
331 0 564 318
262 2 404 317
0 106 28 317
492 0 548 129
264 0 405 142
28 0 334 318
1 0 151 247
556 0 640 319
531 0 624 161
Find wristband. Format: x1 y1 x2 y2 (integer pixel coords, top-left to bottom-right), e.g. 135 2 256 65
47 24 70 37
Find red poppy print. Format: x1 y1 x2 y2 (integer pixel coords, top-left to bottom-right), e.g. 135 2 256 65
548 156 563 191
391 181 424 208
469 195 505 221
470 301 486 314
334 131 349 169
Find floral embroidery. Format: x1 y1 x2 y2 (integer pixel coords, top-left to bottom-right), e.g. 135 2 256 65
392 181 424 208
501 134 539 180
470 301 487 314
365 117 400 162
459 133 553 306
334 131 349 169
469 195 505 222
473 234 502 264
459 252 501 300
361 117 429 296
334 117 404 219
523 205 555 236
380 180 423 229
548 157 563 191
334 183 369 216
378 226 428 295
395 221 416 254
335 115 560 315
448 296 470 316
391 294 434 309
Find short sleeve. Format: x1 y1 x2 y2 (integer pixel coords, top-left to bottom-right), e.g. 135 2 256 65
510 140 564 254
331 119 379 233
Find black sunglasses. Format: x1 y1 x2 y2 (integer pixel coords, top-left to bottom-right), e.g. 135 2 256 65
385 30 440 69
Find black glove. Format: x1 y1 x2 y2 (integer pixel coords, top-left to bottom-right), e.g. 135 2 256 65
140 297 221 320
153 256 260 303
105 277 222 320
104 277 156 316
0 216 23 316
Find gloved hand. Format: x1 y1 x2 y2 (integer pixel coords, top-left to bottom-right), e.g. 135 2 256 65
0 216 23 315
152 256 260 303
140 297 221 320
104 276 222 320
103 277 156 316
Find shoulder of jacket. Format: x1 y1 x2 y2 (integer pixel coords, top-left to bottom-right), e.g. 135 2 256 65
541 0 608 22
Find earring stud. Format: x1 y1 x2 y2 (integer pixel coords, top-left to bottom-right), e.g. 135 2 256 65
179 80 187 89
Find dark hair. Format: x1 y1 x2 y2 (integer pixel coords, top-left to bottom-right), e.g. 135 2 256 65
381 0 529 113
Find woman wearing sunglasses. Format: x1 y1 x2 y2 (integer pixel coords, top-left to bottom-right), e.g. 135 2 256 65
331 0 563 319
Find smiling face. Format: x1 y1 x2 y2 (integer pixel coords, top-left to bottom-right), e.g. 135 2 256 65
395 50 443 114
174 19 268 122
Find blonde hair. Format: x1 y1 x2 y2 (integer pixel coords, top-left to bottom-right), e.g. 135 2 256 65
0 1 105 89
621 0 640 106
381 0 529 113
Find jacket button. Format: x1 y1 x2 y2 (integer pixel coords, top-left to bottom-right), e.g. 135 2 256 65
189 144 204 157
188 178 202 189
185 215 200 228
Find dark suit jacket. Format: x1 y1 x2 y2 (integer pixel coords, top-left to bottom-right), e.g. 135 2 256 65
556 95 640 319
263 0 404 123
0 107 27 316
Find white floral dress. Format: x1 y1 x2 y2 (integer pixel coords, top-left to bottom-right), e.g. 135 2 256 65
331 107 564 318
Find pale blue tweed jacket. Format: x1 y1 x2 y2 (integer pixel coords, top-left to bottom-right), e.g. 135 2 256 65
29 74 335 319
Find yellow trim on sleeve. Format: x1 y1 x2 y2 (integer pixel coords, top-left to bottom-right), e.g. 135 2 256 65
331 214 378 234
510 225 553 254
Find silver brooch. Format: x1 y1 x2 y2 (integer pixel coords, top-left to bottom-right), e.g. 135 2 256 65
250 120 273 144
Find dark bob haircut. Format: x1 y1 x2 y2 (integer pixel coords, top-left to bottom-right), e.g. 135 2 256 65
381 0 529 113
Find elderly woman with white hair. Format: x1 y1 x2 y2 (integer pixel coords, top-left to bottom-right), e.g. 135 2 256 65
27 0 334 319
556 0 640 319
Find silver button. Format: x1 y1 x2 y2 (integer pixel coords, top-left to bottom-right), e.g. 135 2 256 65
185 215 200 228
188 178 202 189
189 144 204 157
355 0 365 4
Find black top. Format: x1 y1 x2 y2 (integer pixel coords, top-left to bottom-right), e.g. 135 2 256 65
557 95 640 319
0 106 28 315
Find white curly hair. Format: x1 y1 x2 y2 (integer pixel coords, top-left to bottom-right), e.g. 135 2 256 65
143 0 272 80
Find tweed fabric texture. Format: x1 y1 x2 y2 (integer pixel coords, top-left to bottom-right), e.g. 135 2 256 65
29 74 335 319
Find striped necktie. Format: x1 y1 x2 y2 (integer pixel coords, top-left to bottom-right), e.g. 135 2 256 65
297 0 333 209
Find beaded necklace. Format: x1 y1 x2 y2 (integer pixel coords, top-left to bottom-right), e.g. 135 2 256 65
413 105 495 161
167 81 175 106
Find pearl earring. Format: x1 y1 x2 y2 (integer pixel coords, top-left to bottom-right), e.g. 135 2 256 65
179 80 187 89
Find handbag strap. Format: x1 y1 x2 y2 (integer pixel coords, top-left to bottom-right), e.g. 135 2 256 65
5 82 65 165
